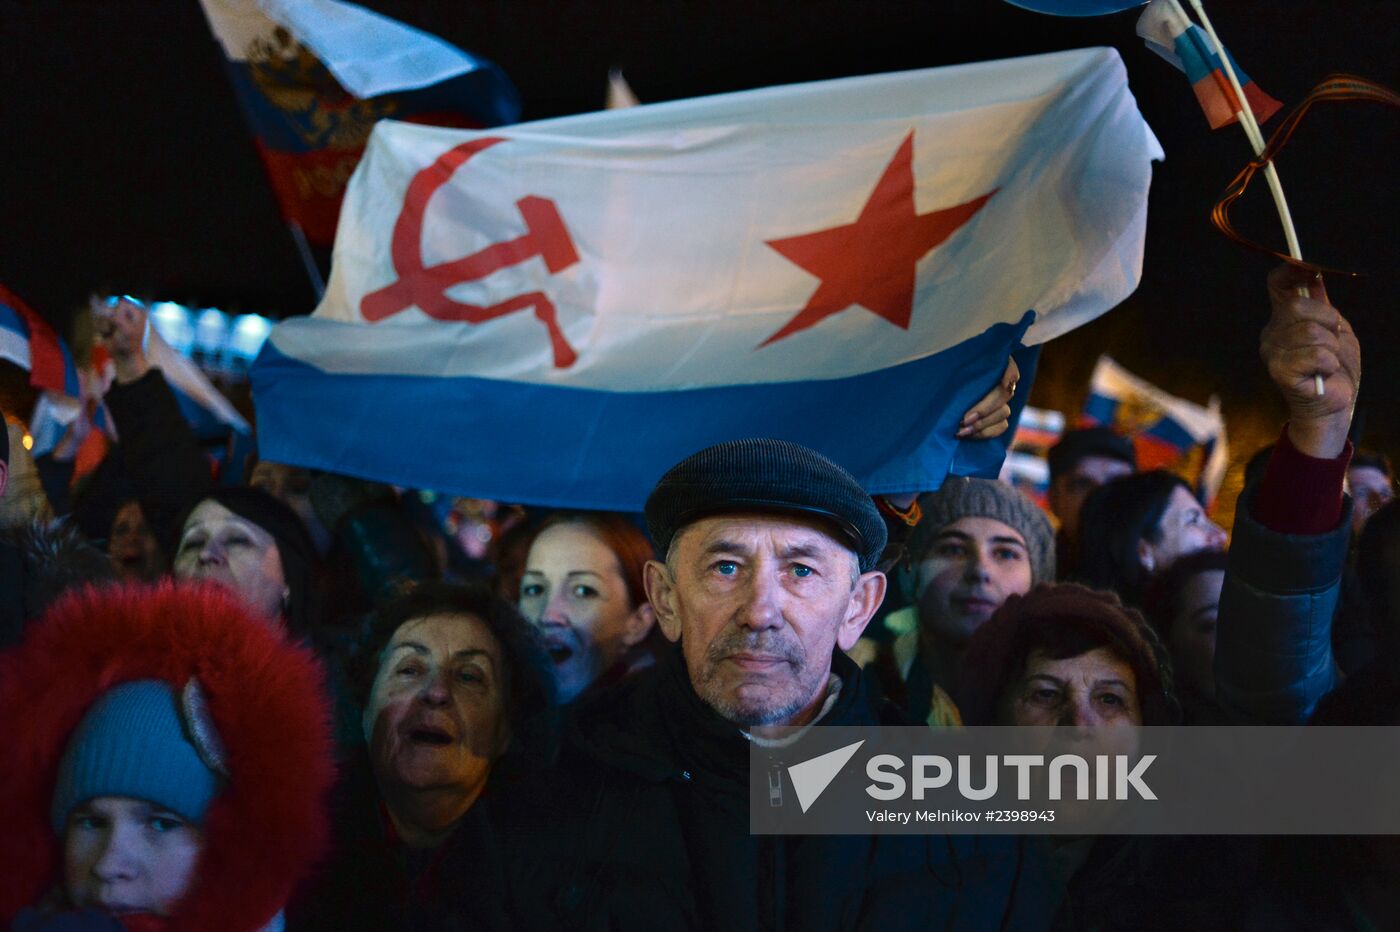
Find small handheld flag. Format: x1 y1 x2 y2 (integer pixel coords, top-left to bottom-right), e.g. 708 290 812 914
998 406 1066 506
1136 0 1281 129
0 283 79 396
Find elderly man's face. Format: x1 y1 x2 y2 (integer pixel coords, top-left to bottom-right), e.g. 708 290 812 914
645 513 885 728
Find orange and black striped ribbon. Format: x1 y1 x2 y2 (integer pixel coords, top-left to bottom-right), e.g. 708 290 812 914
1211 74 1400 276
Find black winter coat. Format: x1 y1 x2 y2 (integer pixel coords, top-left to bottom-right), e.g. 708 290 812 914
286 749 512 932
104 369 213 549
481 644 1057 932
0 522 113 650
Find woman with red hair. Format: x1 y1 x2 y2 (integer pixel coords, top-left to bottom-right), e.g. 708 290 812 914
517 513 660 704
0 583 336 931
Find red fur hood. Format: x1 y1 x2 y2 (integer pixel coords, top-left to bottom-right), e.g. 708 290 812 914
0 582 336 931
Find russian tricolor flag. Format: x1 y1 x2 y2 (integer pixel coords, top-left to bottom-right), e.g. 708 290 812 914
0 283 79 396
196 0 520 247
1137 0 1282 130
1081 355 1229 504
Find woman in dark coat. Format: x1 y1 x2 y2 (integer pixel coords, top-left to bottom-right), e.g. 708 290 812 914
287 581 554 931
956 584 1274 931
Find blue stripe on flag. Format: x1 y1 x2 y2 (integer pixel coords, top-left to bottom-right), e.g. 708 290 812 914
220 62 318 153
169 381 245 441
1082 392 1119 427
0 302 30 362
395 65 521 129
0 301 81 396
0 301 24 332
252 314 1033 510
1175 24 1253 87
1143 415 1197 453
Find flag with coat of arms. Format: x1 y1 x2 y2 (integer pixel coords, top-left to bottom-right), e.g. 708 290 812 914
196 0 520 247
253 47 1164 510
1081 354 1229 504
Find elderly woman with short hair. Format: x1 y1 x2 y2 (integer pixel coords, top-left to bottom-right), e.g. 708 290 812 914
953 584 1277 929
287 582 554 931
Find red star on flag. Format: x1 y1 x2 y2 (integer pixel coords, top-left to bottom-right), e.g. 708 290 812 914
761 131 996 347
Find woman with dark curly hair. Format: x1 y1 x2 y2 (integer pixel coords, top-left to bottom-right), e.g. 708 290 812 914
288 581 555 931
1075 470 1225 606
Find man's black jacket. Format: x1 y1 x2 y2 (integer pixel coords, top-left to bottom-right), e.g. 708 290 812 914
479 644 1057 931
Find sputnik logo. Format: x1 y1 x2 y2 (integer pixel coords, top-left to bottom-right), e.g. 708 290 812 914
787 740 865 813
360 137 583 368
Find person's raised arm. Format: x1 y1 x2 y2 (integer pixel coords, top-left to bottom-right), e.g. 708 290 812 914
1216 265 1358 723
1250 265 1359 532
92 297 211 542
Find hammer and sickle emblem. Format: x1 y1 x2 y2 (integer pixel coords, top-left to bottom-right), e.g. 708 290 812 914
361 137 582 368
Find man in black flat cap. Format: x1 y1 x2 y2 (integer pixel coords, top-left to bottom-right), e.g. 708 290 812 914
641 438 889 733
480 439 1054 932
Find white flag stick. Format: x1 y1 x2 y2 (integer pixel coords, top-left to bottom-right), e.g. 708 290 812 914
1177 0 1323 395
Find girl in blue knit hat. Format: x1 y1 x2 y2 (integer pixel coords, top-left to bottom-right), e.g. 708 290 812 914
0 582 336 932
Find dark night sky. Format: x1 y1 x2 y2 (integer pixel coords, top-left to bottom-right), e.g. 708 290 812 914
1 0 1396 504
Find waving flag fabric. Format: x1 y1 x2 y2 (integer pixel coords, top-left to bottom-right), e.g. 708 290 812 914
1136 0 1281 130
1082 355 1229 504
0 284 79 396
998 405 1066 507
196 0 519 246
0 283 103 461
253 48 1162 511
141 323 252 439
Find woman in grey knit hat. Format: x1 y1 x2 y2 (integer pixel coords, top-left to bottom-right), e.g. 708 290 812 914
855 476 1055 726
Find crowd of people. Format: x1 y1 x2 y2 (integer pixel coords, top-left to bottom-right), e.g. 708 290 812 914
0 261 1394 930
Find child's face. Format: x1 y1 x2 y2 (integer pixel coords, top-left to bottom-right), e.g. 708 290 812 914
64 796 203 916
